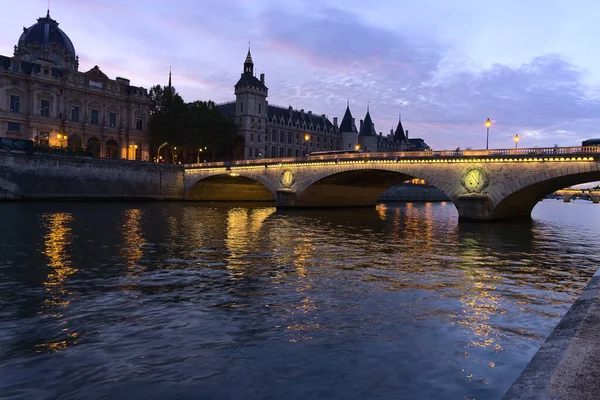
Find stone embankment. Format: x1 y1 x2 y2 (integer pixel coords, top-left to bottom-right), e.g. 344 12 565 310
503 269 600 400
0 150 183 200
0 151 449 203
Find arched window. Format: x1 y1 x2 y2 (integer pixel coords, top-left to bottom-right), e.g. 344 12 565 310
67 134 82 151
105 139 119 159
87 137 101 157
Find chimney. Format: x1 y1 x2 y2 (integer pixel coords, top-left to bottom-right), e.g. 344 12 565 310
260 73 265 84
390 128 394 136
360 119 364 130
308 111 312 118
352 118 355 127
333 117 338 126
405 130 409 140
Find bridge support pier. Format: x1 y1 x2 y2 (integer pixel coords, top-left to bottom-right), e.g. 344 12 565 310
275 189 297 208
562 194 571 203
455 195 495 221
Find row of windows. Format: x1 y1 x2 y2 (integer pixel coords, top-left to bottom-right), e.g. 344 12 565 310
246 141 338 158
8 96 144 130
248 131 339 148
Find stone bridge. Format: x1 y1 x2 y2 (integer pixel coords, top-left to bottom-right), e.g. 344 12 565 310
554 188 600 203
184 146 600 221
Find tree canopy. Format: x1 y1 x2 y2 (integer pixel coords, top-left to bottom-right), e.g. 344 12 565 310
148 84 238 163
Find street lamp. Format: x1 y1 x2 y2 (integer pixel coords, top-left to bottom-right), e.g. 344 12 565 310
56 133 66 147
514 134 520 149
355 144 360 151
304 134 310 156
485 118 492 150
156 142 168 163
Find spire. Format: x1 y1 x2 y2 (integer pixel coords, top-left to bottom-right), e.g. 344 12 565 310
244 45 254 75
339 103 357 133
394 109 406 142
358 109 376 137
168 66 172 88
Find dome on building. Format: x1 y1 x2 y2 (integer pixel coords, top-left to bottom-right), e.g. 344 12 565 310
15 10 77 69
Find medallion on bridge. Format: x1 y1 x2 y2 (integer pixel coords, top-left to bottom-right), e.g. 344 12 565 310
461 166 489 194
281 170 295 188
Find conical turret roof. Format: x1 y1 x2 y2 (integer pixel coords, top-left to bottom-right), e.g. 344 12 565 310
358 110 376 136
339 104 357 133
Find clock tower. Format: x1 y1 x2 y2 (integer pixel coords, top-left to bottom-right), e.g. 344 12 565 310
234 47 268 159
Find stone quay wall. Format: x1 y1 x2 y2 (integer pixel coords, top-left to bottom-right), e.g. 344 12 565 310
503 268 600 399
0 150 184 200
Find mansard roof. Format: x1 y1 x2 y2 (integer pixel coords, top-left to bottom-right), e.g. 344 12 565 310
267 105 335 131
358 110 376 136
338 105 357 133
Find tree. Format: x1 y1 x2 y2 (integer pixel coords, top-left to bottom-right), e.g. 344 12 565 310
149 85 238 163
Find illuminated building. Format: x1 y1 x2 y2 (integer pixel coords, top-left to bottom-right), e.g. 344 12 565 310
0 10 152 160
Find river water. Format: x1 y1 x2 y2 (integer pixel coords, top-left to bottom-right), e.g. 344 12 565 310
0 200 598 399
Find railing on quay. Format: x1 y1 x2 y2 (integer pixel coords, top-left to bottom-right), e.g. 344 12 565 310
186 146 600 169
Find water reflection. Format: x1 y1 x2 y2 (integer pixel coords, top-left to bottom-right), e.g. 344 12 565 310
38 212 79 352
1 202 599 400
120 208 145 274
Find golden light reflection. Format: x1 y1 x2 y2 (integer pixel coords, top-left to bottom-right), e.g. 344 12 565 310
42 213 76 304
457 269 504 349
280 232 320 343
39 212 80 352
375 203 387 220
225 207 275 268
120 209 146 276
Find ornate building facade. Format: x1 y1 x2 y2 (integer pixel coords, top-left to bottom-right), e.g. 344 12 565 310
0 11 151 160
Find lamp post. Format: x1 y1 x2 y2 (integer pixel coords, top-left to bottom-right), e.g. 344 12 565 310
304 134 310 156
485 118 492 150
156 142 168 163
514 134 520 149
197 148 202 163
129 144 138 160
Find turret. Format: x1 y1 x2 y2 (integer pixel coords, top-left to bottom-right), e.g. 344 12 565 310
339 102 358 150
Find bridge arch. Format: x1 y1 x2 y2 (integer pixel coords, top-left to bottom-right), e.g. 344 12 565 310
291 165 457 208
185 171 276 202
492 167 600 219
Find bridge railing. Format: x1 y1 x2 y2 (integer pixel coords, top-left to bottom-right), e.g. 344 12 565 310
186 146 600 168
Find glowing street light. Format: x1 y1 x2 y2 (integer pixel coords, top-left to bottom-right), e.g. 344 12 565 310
355 144 360 151
304 134 310 156
514 134 520 149
485 118 492 150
